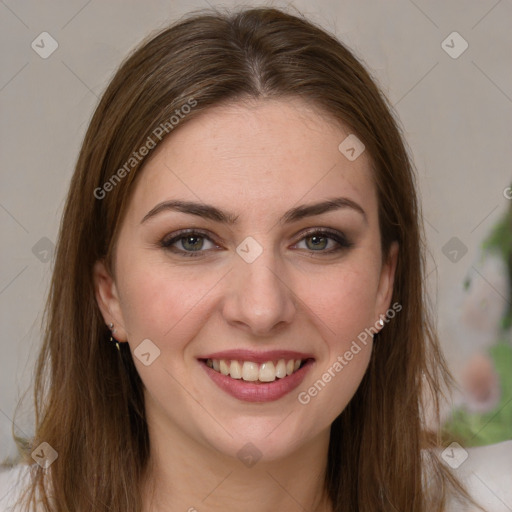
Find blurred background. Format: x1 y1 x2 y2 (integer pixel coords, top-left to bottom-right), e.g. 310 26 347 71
1 0 511 463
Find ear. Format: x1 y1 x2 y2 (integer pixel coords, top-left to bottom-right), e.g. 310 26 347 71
374 241 399 320
93 259 128 342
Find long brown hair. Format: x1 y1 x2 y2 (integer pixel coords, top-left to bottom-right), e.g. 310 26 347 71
11 5 485 511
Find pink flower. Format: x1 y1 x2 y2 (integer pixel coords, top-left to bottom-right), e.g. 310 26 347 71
460 352 501 414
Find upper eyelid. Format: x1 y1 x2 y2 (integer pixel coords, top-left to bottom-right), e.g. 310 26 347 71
161 227 350 248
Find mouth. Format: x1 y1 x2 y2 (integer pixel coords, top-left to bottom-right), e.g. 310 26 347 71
199 357 312 383
197 350 315 402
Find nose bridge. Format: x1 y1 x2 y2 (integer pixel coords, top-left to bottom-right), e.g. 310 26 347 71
222 236 296 334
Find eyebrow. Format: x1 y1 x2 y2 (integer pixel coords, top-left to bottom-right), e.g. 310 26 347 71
140 196 368 226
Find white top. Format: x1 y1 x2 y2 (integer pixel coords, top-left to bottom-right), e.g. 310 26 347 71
0 440 511 511
442 440 512 511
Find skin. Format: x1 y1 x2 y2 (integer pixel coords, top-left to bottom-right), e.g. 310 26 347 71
94 97 398 512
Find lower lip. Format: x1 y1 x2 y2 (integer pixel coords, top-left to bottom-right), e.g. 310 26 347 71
199 359 314 402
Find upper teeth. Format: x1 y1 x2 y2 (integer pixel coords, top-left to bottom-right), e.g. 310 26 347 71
206 358 303 382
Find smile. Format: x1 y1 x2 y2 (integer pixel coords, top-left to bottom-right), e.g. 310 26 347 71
204 358 306 382
197 350 315 402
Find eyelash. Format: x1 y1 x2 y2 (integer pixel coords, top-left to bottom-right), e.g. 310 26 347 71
159 228 353 258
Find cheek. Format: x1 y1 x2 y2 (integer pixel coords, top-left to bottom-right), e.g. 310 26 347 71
116 258 221 344
295 266 377 417
300 260 380 346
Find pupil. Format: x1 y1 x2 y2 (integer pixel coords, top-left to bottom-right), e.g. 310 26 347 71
184 236 202 251
308 235 326 250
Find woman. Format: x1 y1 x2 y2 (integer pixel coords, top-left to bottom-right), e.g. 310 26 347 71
1 5 511 511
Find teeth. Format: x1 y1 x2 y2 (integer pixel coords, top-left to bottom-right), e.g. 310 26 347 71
259 361 276 382
275 359 287 378
230 360 242 379
219 360 229 376
206 358 305 382
242 361 259 381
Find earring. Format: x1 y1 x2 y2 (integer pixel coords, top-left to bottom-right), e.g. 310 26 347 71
378 318 384 328
108 322 120 351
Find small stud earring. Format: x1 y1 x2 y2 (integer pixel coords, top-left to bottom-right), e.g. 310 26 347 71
378 319 384 328
108 322 120 351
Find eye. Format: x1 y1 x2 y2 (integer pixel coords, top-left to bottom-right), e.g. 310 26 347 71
159 228 353 258
160 229 218 257
293 228 353 254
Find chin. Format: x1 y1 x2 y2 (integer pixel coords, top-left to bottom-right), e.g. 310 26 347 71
196 412 321 464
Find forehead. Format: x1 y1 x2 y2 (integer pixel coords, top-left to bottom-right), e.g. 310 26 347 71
126 97 377 224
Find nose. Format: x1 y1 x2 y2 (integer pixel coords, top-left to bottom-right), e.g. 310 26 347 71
221 245 297 337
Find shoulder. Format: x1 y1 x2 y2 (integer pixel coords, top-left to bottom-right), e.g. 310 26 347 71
442 440 512 512
0 464 35 512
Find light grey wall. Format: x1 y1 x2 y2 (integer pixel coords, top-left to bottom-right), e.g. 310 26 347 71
1 0 511 461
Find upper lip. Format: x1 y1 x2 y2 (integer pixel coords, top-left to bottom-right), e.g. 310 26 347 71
198 349 315 364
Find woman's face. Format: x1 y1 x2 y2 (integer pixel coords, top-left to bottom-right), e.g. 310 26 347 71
94 97 398 461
